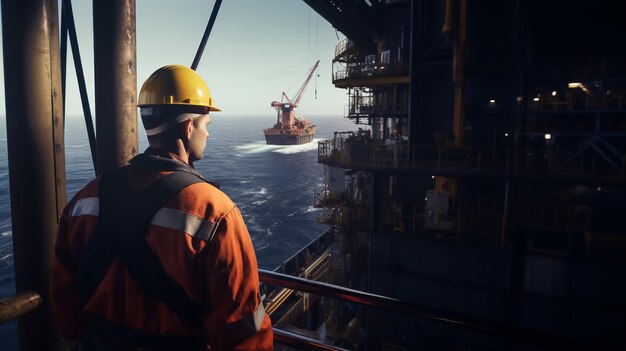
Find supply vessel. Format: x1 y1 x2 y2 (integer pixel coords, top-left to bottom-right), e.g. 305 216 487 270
264 60 319 145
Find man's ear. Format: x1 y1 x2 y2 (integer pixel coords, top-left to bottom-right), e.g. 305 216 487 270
178 119 193 140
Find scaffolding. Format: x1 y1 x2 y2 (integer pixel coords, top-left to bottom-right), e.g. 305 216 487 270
346 87 409 119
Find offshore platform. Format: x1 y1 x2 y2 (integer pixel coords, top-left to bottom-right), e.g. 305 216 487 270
310 0 626 350
264 60 319 145
2 0 626 350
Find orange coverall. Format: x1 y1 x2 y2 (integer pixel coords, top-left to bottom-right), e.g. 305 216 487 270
51 151 273 350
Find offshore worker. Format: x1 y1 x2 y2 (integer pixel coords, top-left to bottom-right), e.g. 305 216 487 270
51 65 273 350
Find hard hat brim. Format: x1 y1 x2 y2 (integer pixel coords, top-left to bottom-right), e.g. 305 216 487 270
137 102 221 112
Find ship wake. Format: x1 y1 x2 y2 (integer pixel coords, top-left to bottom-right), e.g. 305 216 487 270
235 139 323 155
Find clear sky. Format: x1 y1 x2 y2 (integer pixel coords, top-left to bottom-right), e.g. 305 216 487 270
0 0 348 119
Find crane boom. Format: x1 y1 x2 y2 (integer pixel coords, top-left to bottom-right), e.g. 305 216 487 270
292 60 320 107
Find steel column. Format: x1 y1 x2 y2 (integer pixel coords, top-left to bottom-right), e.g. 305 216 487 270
407 0 424 146
452 0 467 147
1 0 66 349
93 0 138 174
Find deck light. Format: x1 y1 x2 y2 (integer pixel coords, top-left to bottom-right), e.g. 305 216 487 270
489 99 496 103
533 97 540 102
544 133 552 140
504 133 509 137
568 82 589 93
551 91 557 96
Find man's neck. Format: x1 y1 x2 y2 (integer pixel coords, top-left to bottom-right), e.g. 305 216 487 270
147 139 190 165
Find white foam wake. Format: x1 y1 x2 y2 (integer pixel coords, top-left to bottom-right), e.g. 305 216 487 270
235 139 324 155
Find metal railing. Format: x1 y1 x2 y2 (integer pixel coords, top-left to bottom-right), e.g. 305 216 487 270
274 328 349 351
383 201 504 242
318 141 626 183
346 92 408 118
334 38 355 58
0 272 610 350
332 60 410 83
259 270 607 350
315 187 603 237
0 289 340 351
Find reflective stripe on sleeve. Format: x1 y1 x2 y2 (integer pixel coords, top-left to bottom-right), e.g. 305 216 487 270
69 197 100 217
224 302 267 342
150 207 218 242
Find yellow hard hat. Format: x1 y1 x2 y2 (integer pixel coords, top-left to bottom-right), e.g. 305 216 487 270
138 64 221 111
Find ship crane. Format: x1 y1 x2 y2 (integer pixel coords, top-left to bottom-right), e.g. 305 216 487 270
265 60 320 145
270 60 320 129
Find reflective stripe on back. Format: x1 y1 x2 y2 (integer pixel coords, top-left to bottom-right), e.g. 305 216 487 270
151 207 217 242
69 197 99 217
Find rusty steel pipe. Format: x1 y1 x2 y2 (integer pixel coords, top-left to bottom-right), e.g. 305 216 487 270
1 0 66 349
93 0 138 174
0 292 43 325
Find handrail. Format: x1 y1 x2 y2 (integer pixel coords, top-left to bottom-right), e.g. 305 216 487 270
334 38 355 58
0 291 344 350
0 291 42 324
273 328 349 351
0 277 607 349
258 269 606 350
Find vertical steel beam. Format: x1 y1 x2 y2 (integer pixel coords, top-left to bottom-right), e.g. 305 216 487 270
1 0 66 349
452 0 467 147
407 0 423 146
93 0 138 174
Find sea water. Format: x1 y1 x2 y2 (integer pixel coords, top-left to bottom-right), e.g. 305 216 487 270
0 114 358 349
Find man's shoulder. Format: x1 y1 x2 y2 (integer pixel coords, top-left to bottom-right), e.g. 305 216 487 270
61 177 101 217
172 181 237 221
73 177 101 199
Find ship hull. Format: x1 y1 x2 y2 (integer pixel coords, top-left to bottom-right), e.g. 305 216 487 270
263 127 315 145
